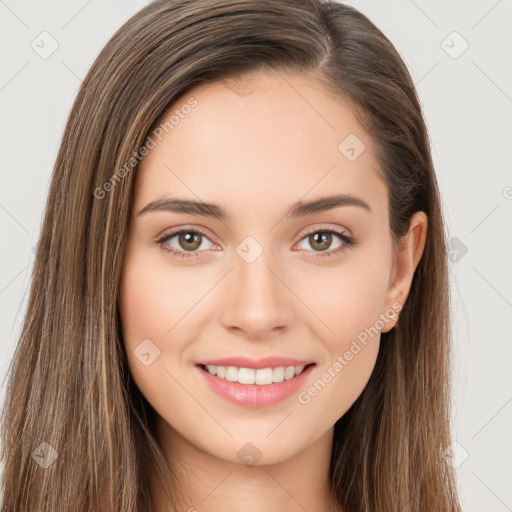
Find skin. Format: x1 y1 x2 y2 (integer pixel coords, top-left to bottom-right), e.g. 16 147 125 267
119 70 427 512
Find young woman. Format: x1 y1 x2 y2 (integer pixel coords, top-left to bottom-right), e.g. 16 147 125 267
1 1 462 511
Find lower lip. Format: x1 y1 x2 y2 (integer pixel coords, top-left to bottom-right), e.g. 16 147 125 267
195 364 315 407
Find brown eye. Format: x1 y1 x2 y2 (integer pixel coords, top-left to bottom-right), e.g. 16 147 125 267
177 231 202 251
295 228 357 258
298 230 344 253
308 232 334 252
157 228 216 259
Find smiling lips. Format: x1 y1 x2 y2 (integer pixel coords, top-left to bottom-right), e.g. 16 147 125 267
195 356 316 407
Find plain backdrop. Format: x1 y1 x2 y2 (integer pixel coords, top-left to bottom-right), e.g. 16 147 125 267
1 1 511 510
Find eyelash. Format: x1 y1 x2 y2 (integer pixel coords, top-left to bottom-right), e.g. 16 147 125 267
155 226 357 260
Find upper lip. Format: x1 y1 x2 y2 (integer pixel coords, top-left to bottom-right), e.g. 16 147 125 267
197 356 315 370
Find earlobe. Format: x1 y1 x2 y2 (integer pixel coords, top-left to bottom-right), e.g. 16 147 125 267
382 211 428 332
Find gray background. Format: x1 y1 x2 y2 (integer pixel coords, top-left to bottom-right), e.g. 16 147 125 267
1 1 511 509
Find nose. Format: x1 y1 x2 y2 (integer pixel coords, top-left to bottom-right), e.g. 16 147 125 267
218 249 294 340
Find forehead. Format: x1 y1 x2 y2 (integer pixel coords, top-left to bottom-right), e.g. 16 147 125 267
134 70 387 220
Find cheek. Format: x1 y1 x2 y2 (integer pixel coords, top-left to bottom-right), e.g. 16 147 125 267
119 264 167 341
291 247 391 415
118 256 194 416
118 254 178 382
301 250 392 346
119 250 196 343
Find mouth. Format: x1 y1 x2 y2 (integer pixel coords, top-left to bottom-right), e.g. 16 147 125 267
194 361 317 407
197 362 316 386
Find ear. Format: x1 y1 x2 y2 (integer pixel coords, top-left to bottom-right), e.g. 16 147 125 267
381 211 428 332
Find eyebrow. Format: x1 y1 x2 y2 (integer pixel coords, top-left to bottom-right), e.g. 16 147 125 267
137 193 371 220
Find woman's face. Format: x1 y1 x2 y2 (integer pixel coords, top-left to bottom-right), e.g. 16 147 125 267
119 70 416 465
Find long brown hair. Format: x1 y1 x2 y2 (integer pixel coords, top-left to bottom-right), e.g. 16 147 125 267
0 1 462 510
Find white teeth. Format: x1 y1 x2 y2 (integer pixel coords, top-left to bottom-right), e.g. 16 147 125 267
238 367 255 384
273 366 284 383
294 365 305 376
203 364 309 385
225 366 238 382
255 368 273 385
206 364 217 376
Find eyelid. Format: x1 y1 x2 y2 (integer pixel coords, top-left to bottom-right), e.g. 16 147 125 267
156 225 220 246
296 224 353 242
